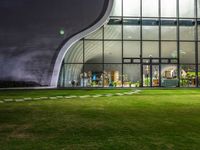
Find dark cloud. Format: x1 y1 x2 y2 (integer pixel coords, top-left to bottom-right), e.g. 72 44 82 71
0 0 108 86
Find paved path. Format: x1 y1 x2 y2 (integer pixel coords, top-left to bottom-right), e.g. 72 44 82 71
1 90 141 103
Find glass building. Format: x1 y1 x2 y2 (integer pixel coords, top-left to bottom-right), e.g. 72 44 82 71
58 0 200 88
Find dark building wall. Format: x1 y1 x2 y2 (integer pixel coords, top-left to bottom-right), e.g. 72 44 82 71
0 0 108 87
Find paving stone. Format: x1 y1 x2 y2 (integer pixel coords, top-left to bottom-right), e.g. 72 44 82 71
115 93 124 96
92 94 102 98
69 96 77 98
105 94 113 97
56 96 64 99
130 91 137 94
40 97 48 100
33 98 41 100
15 99 24 102
49 97 57 100
4 99 14 102
123 92 131 95
125 92 134 95
64 96 72 99
79 95 90 98
24 98 32 101
135 90 141 93
63 96 77 99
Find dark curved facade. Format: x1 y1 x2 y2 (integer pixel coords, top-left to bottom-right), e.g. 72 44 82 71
0 0 108 87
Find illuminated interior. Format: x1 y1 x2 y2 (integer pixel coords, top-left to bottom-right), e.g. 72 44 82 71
58 0 200 88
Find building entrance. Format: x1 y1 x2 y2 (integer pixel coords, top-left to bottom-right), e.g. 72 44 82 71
143 64 159 87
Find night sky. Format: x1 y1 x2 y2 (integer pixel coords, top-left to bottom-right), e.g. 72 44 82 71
0 0 107 86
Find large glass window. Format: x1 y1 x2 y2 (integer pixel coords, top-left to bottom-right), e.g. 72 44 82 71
123 41 140 58
198 24 200 41
161 65 178 87
104 41 122 63
110 0 122 16
198 0 200 18
198 42 200 64
64 41 83 63
199 65 200 87
58 64 83 87
180 42 195 64
59 0 200 88
179 20 195 41
123 64 141 87
180 65 196 87
179 0 195 18
161 42 177 58
142 25 159 40
104 64 122 87
142 0 158 17
84 41 103 63
104 25 122 39
161 0 177 17
180 26 195 41
142 65 159 87
123 0 140 17
84 64 103 87
161 19 177 40
143 42 159 58
123 25 140 40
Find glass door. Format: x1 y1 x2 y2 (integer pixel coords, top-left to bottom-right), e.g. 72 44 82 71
143 64 151 87
151 65 159 87
143 64 159 87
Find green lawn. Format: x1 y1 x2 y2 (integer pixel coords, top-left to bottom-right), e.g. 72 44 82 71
0 89 200 150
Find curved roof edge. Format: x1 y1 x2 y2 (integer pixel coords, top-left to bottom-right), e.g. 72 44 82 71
50 0 114 87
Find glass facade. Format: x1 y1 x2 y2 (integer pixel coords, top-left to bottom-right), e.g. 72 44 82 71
58 0 200 88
